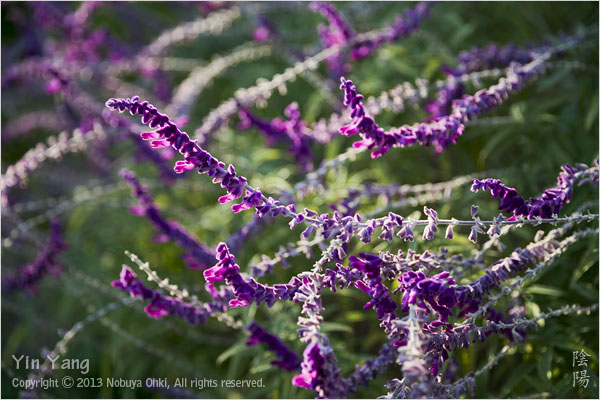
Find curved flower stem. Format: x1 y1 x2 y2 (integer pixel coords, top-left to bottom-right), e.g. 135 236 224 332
459 228 599 328
192 3 435 144
486 303 598 331
24 297 135 397
440 344 515 398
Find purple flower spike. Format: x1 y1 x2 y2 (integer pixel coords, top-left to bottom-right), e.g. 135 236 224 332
425 80 465 120
350 253 398 322
238 103 314 172
203 243 241 285
338 78 389 159
339 54 548 157
310 2 355 76
204 243 304 307
120 169 215 270
246 322 301 371
398 270 458 325
106 96 262 213
2 221 67 293
292 341 327 390
112 266 225 324
448 42 537 76
350 2 432 60
471 163 598 220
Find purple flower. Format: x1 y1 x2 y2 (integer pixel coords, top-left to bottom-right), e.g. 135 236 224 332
203 243 241 285
310 2 355 76
338 77 389 158
238 103 314 171
422 206 438 240
2 221 67 293
112 266 224 324
121 169 215 269
447 42 536 76
398 270 456 324
395 230 577 336
253 16 277 43
203 243 304 307
471 163 598 220
246 322 301 371
323 263 363 293
350 253 398 322
339 56 546 157
445 224 455 240
292 341 326 390
350 2 432 60
425 81 465 120
106 96 261 213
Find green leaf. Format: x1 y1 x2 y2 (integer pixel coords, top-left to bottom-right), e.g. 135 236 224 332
537 348 553 382
525 285 563 297
320 322 353 333
501 362 536 396
217 342 248 366
584 94 599 132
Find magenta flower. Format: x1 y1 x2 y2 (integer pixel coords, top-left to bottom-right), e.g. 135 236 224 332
203 243 305 307
112 266 225 323
106 96 260 213
292 341 326 390
310 2 355 76
339 54 546 157
238 102 314 171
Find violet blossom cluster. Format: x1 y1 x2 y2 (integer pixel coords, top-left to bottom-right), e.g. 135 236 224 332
292 341 329 392
238 102 314 172
350 2 432 60
425 39 553 121
120 169 215 269
424 80 465 120
472 162 599 220
424 29 590 126
5 4 599 399
338 52 549 157
106 96 263 213
112 266 224 323
203 243 304 307
2 221 67 293
246 322 301 371
447 42 537 77
310 2 355 77
348 254 402 343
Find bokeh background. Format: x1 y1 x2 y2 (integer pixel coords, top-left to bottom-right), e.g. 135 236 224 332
1 1 599 398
